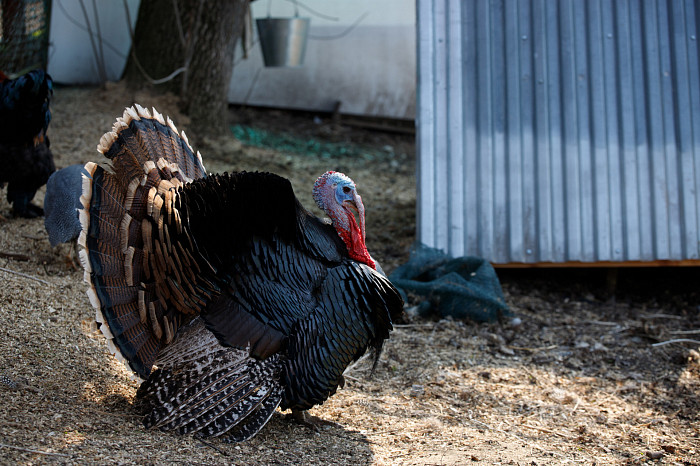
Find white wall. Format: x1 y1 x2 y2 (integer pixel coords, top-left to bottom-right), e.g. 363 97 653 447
254 0 414 27
48 0 138 84
229 1 416 119
47 0 417 119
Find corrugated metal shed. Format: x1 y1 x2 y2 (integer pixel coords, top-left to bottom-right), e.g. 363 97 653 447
417 0 700 266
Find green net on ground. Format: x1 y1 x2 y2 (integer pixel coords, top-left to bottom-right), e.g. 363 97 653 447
389 244 511 323
231 124 379 160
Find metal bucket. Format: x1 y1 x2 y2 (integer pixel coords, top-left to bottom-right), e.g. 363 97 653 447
256 17 310 67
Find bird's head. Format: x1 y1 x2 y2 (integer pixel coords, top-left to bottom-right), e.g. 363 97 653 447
313 171 375 269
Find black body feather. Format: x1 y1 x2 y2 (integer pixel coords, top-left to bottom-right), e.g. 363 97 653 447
174 171 402 410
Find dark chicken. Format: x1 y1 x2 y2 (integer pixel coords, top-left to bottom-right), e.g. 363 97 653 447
0 69 55 217
78 105 403 441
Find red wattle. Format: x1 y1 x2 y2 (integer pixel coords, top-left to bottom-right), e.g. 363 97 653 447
337 225 375 270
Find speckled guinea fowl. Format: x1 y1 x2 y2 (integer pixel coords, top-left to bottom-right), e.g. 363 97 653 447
44 164 88 246
78 104 403 442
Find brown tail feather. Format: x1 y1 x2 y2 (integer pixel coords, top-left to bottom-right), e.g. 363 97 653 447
78 104 211 380
97 105 206 185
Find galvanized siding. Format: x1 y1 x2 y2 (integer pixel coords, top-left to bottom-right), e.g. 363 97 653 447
417 0 700 264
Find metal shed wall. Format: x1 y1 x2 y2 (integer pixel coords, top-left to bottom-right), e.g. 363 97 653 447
417 0 700 265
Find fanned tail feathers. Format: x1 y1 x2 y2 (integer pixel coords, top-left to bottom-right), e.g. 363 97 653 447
79 104 282 441
78 104 209 379
137 319 283 442
97 105 205 186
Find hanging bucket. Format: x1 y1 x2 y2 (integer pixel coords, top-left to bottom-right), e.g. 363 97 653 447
256 17 310 67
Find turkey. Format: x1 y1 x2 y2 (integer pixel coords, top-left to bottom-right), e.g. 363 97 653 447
78 104 403 442
0 69 55 218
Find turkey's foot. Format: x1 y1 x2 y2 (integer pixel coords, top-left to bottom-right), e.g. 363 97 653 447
286 410 342 432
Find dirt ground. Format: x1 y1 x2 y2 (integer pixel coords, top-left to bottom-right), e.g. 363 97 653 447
0 84 699 465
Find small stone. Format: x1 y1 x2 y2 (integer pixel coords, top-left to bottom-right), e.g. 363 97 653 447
499 345 515 356
410 384 425 397
593 342 609 352
486 333 505 345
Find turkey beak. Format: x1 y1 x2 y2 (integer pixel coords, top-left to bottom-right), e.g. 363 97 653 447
343 192 366 242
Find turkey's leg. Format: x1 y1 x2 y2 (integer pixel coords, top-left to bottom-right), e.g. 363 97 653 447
286 409 342 431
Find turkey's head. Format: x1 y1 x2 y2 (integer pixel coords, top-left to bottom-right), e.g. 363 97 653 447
313 171 375 269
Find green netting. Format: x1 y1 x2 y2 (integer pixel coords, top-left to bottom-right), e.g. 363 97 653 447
389 244 511 323
0 0 51 73
231 124 379 160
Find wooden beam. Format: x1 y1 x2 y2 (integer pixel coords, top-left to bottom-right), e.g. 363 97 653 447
492 259 700 269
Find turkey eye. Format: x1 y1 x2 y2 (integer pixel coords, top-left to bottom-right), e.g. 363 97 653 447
342 186 351 194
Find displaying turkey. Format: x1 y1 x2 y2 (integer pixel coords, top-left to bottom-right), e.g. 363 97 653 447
0 69 55 218
78 105 403 442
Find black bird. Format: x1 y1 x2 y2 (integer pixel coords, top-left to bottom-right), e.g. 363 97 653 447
0 69 55 218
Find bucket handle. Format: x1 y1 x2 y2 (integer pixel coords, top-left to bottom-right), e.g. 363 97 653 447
266 0 300 18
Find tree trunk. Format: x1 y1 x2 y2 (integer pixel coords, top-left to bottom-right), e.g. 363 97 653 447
123 0 249 141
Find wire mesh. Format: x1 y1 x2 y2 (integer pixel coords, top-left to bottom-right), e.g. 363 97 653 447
0 0 51 73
